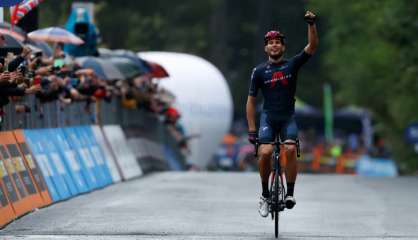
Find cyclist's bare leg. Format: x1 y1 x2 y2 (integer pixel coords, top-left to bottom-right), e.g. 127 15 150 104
284 140 297 181
284 139 297 195
258 144 273 197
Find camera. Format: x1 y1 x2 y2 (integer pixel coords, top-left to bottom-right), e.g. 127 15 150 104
75 23 89 40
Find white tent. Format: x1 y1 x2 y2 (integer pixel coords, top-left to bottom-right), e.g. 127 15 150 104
138 52 233 168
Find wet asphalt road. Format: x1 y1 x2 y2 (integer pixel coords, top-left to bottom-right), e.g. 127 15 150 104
1 172 418 240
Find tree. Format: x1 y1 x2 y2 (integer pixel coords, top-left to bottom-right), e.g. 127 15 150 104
308 0 418 172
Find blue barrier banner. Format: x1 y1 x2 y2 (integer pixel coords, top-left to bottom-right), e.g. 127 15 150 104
356 155 398 177
91 126 122 183
48 129 90 194
82 126 113 185
72 126 107 187
62 127 100 189
38 129 78 197
23 130 67 202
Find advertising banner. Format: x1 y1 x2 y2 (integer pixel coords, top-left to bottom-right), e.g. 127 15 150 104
102 125 143 180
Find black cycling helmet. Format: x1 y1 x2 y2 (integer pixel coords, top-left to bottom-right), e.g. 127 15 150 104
264 30 285 45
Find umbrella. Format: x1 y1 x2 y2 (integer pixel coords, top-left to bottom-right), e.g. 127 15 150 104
147 61 169 78
75 57 124 80
0 33 23 56
26 44 43 53
112 50 152 74
26 38 53 58
0 29 25 42
28 27 84 45
107 56 147 79
0 22 26 42
98 48 152 75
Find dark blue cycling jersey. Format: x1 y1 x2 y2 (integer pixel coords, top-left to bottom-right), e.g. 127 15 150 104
249 50 311 119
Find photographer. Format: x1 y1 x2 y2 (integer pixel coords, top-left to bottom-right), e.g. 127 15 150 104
7 47 31 71
1 58 41 130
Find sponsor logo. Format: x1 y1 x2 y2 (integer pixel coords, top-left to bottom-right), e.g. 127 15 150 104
264 71 292 88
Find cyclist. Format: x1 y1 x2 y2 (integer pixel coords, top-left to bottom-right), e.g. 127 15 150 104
246 11 318 217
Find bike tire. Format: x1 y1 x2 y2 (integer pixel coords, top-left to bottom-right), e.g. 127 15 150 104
274 169 280 238
275 208 279 238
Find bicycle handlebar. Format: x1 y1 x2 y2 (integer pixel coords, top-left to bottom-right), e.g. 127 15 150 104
253 139 301 158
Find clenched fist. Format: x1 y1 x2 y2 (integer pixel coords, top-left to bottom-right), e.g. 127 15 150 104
304 11 317 25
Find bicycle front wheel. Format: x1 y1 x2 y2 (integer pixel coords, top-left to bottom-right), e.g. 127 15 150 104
275 209 279 238
274 169 280 238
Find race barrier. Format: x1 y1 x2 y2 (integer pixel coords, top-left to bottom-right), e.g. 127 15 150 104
0 131 44 217
42 130 80 196
67 126 107 188
12 130 52 206
47 128 89 194
0 147 17 227
122 126 187 173
356 155 398 177
127 137 170 172
76 126 113 186
0 95 188 229
0 122 184 228
0 180 15 227
24 129 72 201
91 126 122 183
62 127 100 190
102 125 143 180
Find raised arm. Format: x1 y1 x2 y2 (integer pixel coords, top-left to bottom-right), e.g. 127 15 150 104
304 11 319 55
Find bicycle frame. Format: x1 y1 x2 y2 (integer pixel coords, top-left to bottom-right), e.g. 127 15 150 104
254 138 300 238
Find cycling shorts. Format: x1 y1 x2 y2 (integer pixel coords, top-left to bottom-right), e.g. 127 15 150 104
258 112 298 143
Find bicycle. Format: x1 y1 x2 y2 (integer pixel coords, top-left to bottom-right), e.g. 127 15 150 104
255 137 300 238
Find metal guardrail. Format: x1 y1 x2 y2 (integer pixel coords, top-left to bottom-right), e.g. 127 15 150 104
1 96 97 130
1 96 188 169
0 96 155 130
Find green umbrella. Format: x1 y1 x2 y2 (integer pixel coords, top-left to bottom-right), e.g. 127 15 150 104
108 56 144 79
75 57 125 80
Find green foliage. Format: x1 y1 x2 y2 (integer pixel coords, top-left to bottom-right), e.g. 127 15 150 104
94 0 218 54
309 0 418 172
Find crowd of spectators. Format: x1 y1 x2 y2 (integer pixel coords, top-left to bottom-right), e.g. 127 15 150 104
1 44 166 110
209 127 392 173
0 32 190 156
